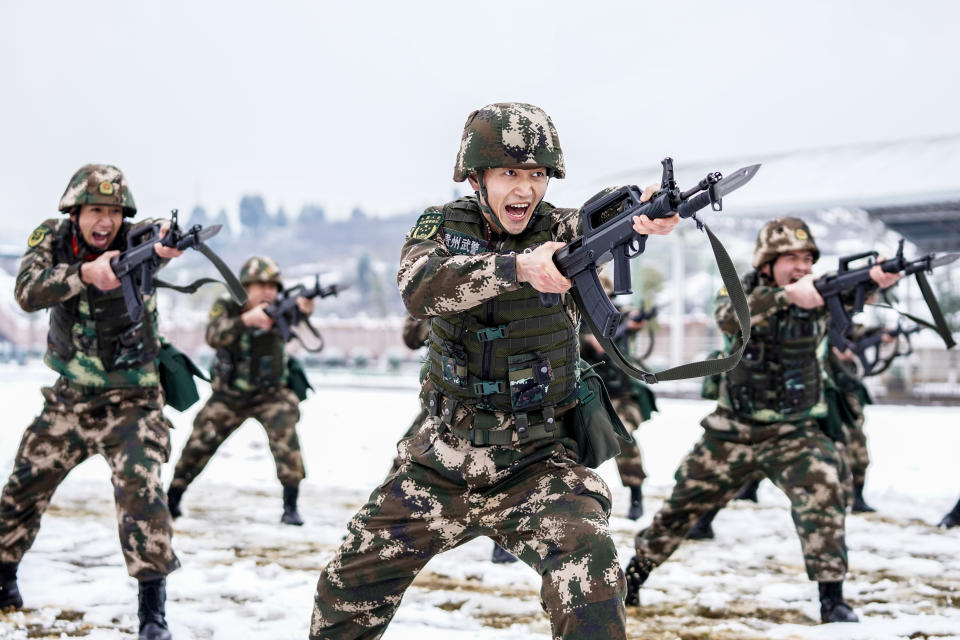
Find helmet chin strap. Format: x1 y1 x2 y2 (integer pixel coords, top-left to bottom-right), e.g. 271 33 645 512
475 170 550 236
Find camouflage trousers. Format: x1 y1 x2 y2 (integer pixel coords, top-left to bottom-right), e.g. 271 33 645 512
169 387 305 491
839 392 869 484
611 396 646 488
0 379 179 580
635 417 848 582
313 415 627 640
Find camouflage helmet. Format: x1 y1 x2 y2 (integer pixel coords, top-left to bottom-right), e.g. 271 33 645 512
753 217 820 269
239 256 283 288
453 102 565 182
58 164 137 217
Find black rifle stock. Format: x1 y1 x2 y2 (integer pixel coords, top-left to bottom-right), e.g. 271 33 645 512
108 209 244 323
264 274 347 347
847 323 922 377
814 239 958 354
540 158 759 383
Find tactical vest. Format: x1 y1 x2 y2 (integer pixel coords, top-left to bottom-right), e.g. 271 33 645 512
581 331 631 397
721 280 823 421
45 221 160 387
426 198 579 416
211 299 288 392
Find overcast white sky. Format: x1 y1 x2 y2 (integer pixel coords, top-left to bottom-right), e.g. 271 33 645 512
2 1 958 233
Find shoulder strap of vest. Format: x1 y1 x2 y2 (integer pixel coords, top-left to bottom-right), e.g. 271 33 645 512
581 223 751 384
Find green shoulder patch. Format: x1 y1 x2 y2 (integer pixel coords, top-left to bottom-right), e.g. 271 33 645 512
209 303 225 319
716 286 728 298
27 224 50 248
410 210 444 240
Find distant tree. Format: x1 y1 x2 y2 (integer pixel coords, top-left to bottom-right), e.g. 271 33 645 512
239 195 269 233
275 207 289 227
212 208 229 228
356 253 374 299
350 207 368 222
298 204 326 224
189 205 209 226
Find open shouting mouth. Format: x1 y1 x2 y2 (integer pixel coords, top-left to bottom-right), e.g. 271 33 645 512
504 202 530 221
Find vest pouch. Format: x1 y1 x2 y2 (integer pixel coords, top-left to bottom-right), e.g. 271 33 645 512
110 321 152 370
819 386 848 443
568 363 632 468
211 349 234 383
286 356 313 402
256 355 278 388
508 352 552 411
700 349 724 400
156 341 208 412
440 341 468 389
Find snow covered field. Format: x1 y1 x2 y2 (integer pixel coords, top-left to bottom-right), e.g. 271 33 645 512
0 364 957 639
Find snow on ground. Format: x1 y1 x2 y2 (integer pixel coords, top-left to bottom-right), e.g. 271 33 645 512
0 364 957 639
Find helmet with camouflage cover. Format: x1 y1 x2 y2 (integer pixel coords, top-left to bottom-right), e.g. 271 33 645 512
58 164 137 217
239 256 283 289
753 217 820 269
453 103 565 182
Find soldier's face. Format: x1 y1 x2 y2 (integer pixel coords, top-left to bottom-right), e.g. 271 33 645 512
245 282 279 307
469 167 549 235
769 250 815 286
72 204 123 251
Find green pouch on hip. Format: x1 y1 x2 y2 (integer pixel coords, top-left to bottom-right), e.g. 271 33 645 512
287 356 314 402
568 361 633 468
156 340 209 412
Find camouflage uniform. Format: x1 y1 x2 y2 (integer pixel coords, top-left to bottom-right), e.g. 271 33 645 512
633 218 850 585
0 165 179 583
312 103 627 640
168 257 306 497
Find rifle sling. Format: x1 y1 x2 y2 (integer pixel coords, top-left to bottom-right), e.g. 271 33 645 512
578 223 750 384
868 275 956 350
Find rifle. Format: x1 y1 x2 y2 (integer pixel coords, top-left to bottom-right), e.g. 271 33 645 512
610 303 660 362
813 238 958 354
109 209 246 323
264 274 347 351
846 323 922 377
542 157 759 384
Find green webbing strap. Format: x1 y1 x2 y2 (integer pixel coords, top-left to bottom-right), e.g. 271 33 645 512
452 420 563 446
578 223 751 383
915 271 956 349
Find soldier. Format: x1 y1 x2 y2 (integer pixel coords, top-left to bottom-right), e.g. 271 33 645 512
310 102 678 639
166 257 313 526
939 496 960 528
0 164 182 639
579 274 657 521
624 217 900 624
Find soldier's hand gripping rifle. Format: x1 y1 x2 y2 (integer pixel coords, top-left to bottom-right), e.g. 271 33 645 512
109 209 247 323
542 158 759 384
611 303 661 361
264 274 348 351
847 322 923 377
814 239 959 355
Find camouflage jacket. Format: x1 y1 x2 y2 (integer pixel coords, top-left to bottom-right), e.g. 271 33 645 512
206 294 289 394
398 195 580 320
17 217 162 389
704 270 829 438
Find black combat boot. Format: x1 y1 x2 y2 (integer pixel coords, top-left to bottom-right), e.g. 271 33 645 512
818 581 859 623
281 485 304 526
166 487 184 520
138 578 172 640
491 543 518 564
626 485 644 521
733 478 760 502
686 507 719 540
850 481 876 513
624 555 651 607
0 562 22 609
937 496 960 528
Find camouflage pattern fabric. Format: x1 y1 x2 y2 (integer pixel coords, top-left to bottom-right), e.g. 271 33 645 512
752 217 819 269
19 217 161 388
453 103 565 182
169 387 305 491
314 195 626 639
313 416 626 640
840 393 870 485
58 163 137 216
401 314 430 350
0 380 178 580
239 256 282 287
634 422 848 582
611 396 646 488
